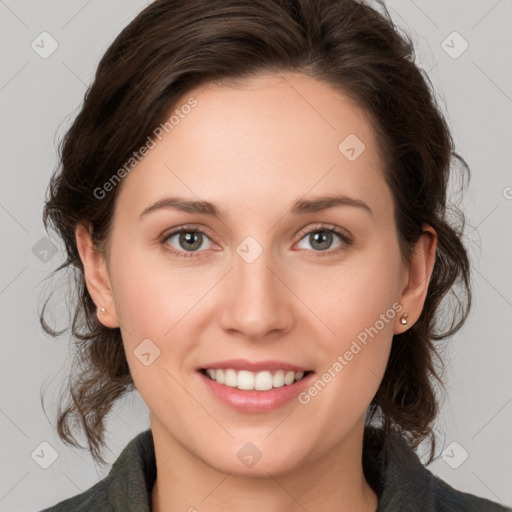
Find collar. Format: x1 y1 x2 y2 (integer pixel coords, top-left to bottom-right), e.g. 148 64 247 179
362 426 436 511
105 425 437 511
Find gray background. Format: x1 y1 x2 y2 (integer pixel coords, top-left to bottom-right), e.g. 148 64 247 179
1 0 511 510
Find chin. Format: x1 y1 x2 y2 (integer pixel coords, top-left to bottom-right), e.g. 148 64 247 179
196 438 309 478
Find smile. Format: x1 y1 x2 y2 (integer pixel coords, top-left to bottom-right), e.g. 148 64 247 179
197 365 315 413
201 368 311 391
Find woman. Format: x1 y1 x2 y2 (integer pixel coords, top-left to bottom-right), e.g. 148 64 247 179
37 0 511 510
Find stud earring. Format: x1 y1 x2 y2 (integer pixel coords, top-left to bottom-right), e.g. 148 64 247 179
100 307 106 314
400 313 409 325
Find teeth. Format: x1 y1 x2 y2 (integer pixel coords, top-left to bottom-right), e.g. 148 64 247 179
204 368 306 391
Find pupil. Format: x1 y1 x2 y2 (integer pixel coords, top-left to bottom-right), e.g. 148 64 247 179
181 232 201 251
311 231 331 251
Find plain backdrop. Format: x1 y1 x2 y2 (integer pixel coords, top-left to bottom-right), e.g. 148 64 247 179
0 0 511 511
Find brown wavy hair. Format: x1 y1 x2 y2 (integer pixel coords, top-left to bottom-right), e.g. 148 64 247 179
40 0 471 467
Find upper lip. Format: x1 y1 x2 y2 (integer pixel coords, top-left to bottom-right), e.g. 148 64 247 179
198 359 312 373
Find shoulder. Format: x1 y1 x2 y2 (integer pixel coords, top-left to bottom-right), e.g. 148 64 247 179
36 429 155 512
37 479 110 512
363 426 511 512
432 474 512 512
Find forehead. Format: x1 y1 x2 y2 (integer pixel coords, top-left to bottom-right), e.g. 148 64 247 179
114 71 391 223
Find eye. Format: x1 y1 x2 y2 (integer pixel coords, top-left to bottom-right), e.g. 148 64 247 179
162 226 215 258
161 223 352 259
295 224 352 256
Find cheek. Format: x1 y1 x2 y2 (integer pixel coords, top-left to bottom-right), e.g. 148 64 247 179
313 244 402 340
109 244 199 337
304 239 402 396
108 247 211 384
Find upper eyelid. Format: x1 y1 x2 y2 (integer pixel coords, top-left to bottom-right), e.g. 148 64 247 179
296 222 351 238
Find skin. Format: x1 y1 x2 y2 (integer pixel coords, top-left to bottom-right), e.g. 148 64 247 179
76 71 437 512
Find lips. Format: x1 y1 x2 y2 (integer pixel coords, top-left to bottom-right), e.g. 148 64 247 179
198 369 315 413
196 359 315 411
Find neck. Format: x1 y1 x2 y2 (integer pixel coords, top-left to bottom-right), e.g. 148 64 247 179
150 416 379 512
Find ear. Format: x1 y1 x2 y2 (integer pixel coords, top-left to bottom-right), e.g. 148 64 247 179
75 223 120 328
395 223 437 334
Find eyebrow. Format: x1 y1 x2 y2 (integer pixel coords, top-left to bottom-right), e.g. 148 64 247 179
138 194 374 219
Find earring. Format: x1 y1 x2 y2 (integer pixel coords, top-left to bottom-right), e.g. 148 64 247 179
100 307 106 314
400 313 409 325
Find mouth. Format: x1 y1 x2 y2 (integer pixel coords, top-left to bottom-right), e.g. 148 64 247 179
196 358 315 412
199 368 314 391
196 361 315 413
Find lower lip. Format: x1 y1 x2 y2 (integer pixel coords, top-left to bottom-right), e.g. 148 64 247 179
198 370 314 413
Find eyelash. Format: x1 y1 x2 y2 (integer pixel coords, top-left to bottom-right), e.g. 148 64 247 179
161 223 352 259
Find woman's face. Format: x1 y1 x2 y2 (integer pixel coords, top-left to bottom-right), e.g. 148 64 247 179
80 71 433 476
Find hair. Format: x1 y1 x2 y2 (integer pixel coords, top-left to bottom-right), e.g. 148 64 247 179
40 0 471 467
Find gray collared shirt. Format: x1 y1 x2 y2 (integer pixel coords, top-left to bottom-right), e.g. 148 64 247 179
38 426 512 511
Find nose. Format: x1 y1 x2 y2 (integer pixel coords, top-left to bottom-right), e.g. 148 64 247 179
218 246 295 341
